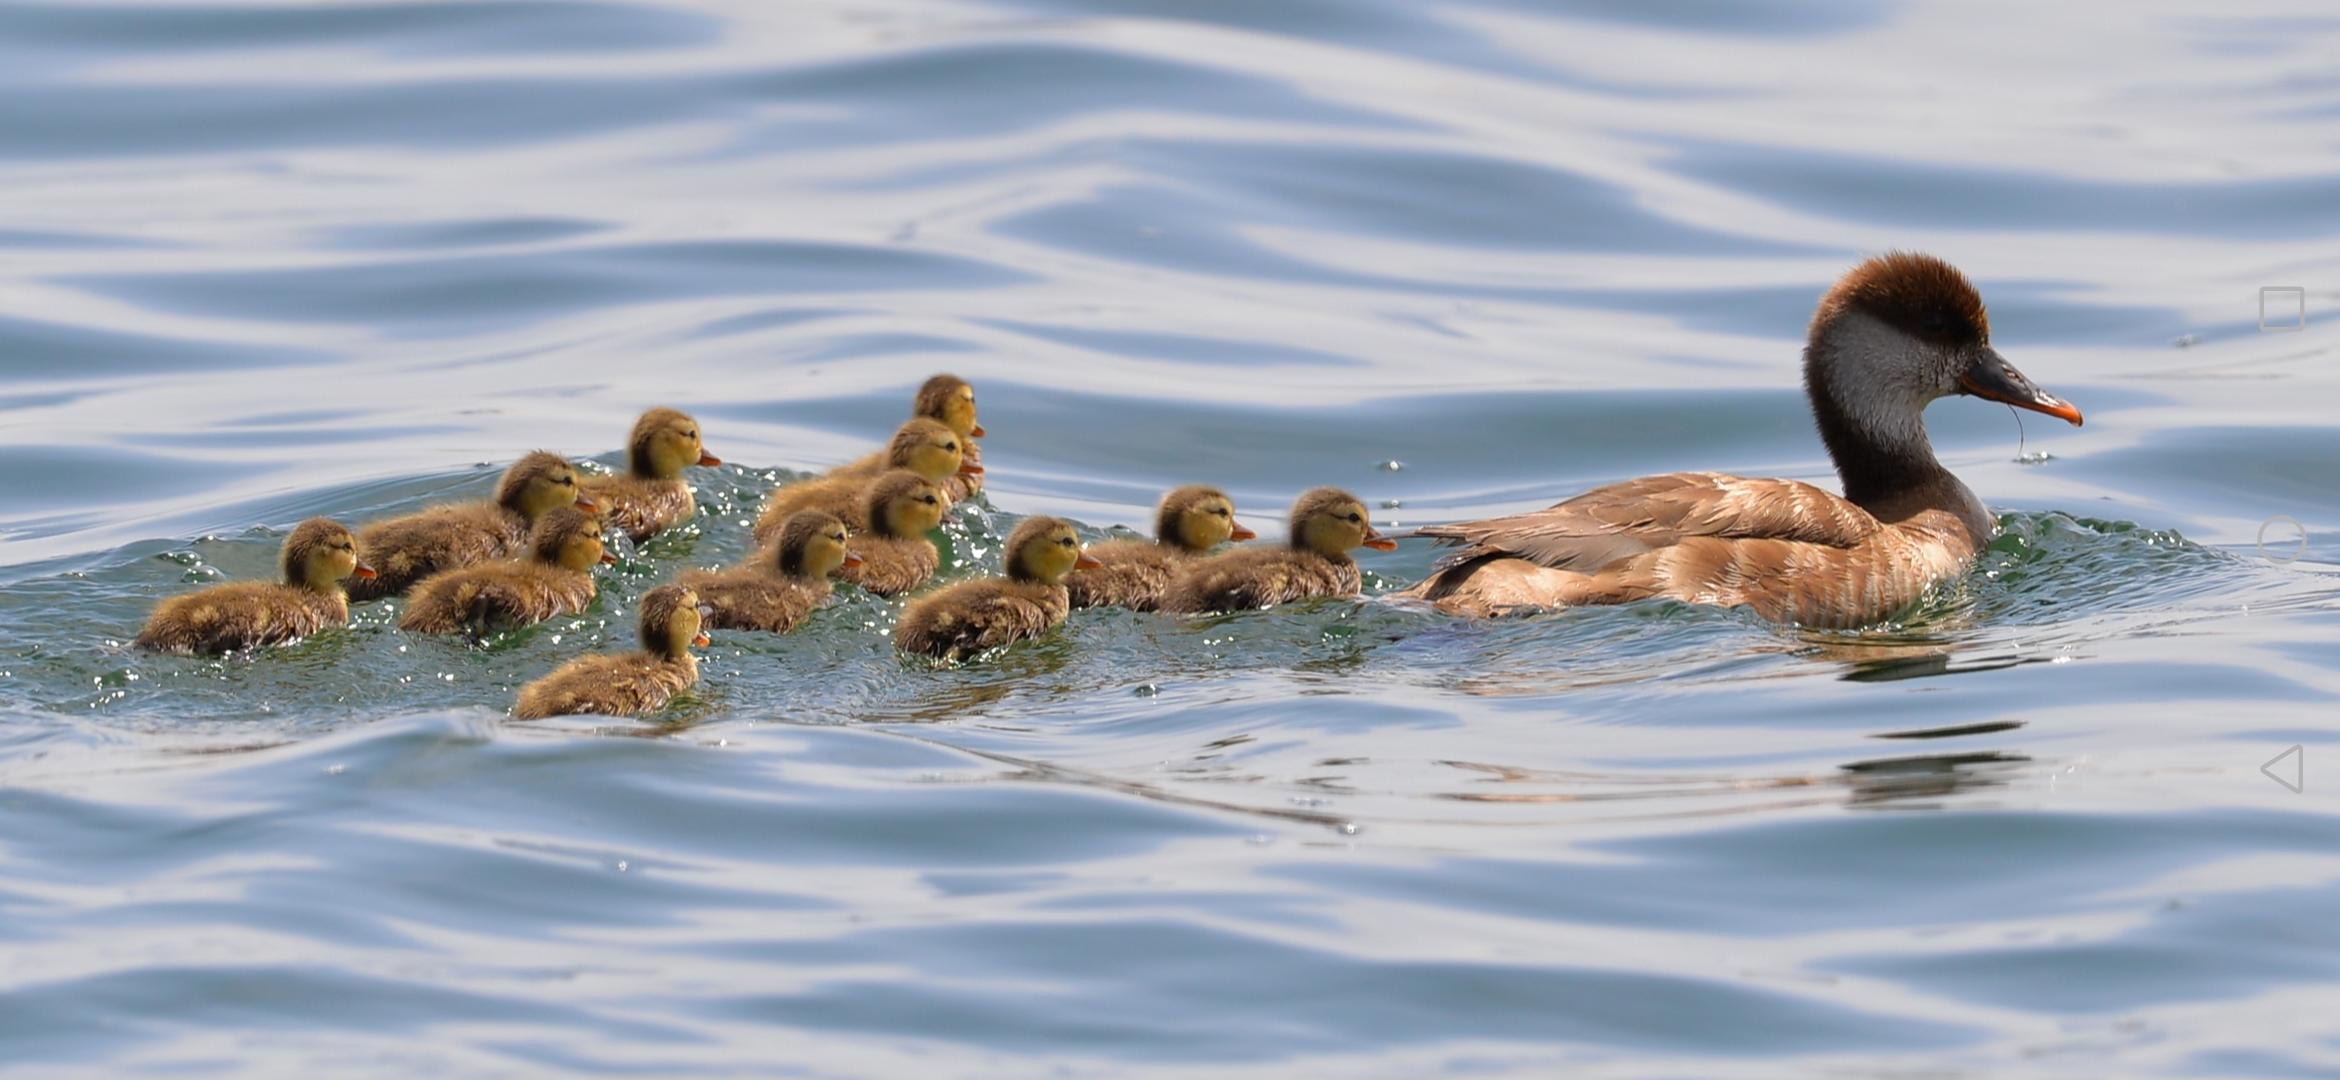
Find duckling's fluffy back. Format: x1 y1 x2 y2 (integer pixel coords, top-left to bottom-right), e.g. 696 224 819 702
892 577 1070 661
836 533 937 597
678 564 830 634
581 472 694 543
135 582 349 654
513 650 697 720
1064 537 1189 610
399 560 597 635
1160 546 1361 615
352 502 530 601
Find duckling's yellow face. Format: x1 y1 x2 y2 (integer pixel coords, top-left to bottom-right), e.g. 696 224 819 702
643 416 717 479
663 590 708 655
1174 494 1251 551
301 533 369 591
882 480 949 538
941 385 982 439
803 522 856 580
555 530 609 574
516 463 590 521
1017 521 1096 585
1297 497 1387 556
904 429 967 484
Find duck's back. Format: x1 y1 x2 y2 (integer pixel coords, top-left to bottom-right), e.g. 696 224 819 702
828 442 982 502
1065 538 1187 610
513 651 696 720
353 501 527 600
136 582 346 654
837 534 937 597
681 566 828 633
1403 471 1982 627
1161 547 1360 614
755 476 867 544
399 560 595 634
893 579 1069 660
582 474 694 542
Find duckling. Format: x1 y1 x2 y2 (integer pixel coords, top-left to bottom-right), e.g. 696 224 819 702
1160 487 1395 614
135 518 374 654
678 510 856 634
1067 484 1257 611
753 418 977 543
580 408 720 543
512 584 707 721
828 374 987 500
893 516 1099 662
351 451 593 601
838 470 947 597
398 507 611 635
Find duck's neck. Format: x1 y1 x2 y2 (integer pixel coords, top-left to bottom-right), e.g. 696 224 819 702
1803 335 1951 512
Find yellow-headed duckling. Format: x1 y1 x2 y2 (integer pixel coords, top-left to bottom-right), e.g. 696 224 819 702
398 507 610 635
754 417 975 543
512 584 706 721
830 374 986 500
352 451 592 601
837 470 946 597
1160 487 1394 614
1067 484 1255 611
135 518 374 654
893 516 1099 662
679 510 855 634
581 407 720 543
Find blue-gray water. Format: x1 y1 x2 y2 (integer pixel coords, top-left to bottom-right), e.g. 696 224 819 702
4 1 2339 1075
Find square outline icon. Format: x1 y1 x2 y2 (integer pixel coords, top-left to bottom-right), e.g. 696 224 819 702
2261 286 2306 332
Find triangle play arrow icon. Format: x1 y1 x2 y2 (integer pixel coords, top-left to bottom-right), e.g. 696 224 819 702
2262 745 2304 794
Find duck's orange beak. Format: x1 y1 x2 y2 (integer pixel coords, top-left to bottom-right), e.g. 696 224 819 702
692 633 711 648
842 551 865 570
957 462 984 477
1361 525 1398 552
1074 551 1104 571
599 552 618 566
1229 521 1258 542
969 423 986 438
697 452 722 467
573 496 600 512
352 562 378 580
1960 349 2083 427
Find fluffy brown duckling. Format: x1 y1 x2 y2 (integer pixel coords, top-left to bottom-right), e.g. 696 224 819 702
1160 487 1394 614
512 584 707 721
398 507 611 635
580 408 720 543
1066 484 1256 611
678 510 856 634
829 374 987 500
753 418 977 543
351 451 594 601
135 518 374 654
837 470 947 597
893 516 1100 662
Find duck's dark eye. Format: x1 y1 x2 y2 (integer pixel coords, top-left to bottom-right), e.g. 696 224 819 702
922 495 938 505
682 429 695 439
1346 512 1361 523
1059 537 1075 547
1215 507 1230 516
942 442 958 452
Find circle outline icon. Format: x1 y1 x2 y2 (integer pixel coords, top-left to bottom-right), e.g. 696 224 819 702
2257 515 2309 564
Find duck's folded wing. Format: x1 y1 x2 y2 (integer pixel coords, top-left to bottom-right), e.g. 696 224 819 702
1415 472 1879 573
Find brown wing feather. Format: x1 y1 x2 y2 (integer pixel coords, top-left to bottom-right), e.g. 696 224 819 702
893 580 1069 660
755 475 870 543
513 652 696 720
1415 472 1879 575
837 534 938 597
581 475 694 542
1064 539 1184 610
823 439 982 501
400 562 595 634
136 582 345 654
1160 548 1361 614
680 566 827 633
352 502 528 600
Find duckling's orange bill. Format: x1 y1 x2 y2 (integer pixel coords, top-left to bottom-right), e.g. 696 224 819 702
697 452 722 467
1363 526 1398 552
574 497 600 512
1075 552 1104 571
957 462 985 477
970 423 987 438
1961 351 2083 427
843 552 866 570
599 553 618 566
352 563 379 580
692 633 711 648
1230 522 1258 542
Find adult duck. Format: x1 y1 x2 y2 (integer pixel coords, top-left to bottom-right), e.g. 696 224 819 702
1401 253 2083 628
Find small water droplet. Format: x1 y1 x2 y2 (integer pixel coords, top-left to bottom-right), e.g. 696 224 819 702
1339 822 1360 836
614 860 629 872
2172 333 2198 348
1380 499 1403 509
1376 460 1405 472
1133 682 1159 697
324 763 346 776
1245 834 1273 847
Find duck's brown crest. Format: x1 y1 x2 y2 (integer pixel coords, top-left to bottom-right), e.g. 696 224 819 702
886 417 955 465
626 407 694 476
637 584 694 652
912 374 971 421
771 509 843 576
1289 486 1362 526
279 518 353 583
496 450 572 506
1154 484 1228 543
1812 251 1989 347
